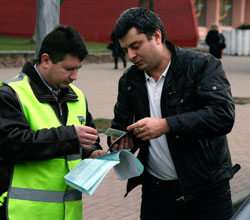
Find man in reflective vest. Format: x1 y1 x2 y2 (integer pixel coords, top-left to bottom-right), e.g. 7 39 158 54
0 25 106 220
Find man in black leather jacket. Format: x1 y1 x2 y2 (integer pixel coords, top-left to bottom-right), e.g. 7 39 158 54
110 8 240 220
0 25 105 219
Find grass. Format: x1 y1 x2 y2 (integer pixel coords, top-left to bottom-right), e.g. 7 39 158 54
0 36 36 51
0 36 107 51
85 42 107 50
233 97 250 105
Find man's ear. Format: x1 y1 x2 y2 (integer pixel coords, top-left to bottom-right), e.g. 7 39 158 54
40 53 50 69
153 30 162 44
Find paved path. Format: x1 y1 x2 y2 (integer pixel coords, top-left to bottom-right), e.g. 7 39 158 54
1 55 250 219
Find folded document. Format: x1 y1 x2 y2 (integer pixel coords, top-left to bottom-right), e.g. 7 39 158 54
64 150 144 196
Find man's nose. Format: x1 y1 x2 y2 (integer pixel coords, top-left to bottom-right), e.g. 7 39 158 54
127 48 136 60
70 69 78 80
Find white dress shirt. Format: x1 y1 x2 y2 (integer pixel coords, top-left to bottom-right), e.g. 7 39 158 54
145 61 177 180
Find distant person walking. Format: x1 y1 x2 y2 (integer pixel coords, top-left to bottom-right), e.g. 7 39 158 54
206 24 226 59
110 30 126 69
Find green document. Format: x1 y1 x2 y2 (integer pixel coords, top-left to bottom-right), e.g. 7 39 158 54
104 128 133 152
64 150 144 196
104 128 127 137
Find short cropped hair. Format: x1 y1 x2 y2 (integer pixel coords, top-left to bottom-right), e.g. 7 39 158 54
38 25 88 64
210 24 219 31
114 7 166 43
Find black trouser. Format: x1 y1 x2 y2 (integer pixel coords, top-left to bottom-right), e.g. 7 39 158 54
140 172 233 220
114 56 126 69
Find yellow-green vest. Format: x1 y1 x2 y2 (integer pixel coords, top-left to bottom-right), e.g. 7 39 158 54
1 73 86 220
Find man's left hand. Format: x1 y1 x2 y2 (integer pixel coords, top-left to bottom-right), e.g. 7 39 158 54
127 117 170 141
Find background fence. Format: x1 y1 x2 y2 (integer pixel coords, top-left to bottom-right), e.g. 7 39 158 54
223 30 250 56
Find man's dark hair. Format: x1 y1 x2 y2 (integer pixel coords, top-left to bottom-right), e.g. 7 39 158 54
38 25 88 64
114 7 166 43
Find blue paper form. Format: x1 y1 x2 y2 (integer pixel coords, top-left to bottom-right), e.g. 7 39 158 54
64 150 144 196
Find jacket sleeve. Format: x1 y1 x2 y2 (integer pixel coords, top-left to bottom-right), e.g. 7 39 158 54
167 55 235 139
111 76 134 131
110 75 143 153
0 85 99 161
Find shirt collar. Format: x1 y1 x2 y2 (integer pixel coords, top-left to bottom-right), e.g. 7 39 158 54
34 64 60 96
144 60 171 81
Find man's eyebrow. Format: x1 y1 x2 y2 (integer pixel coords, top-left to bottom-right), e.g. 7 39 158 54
122 41 140 50
64 65 82 70
129 41 140 47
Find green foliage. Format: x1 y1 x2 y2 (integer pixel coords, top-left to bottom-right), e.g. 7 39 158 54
236 24 250 30
0 36 108 51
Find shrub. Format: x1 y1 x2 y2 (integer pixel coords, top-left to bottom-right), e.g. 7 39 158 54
236 24 250 29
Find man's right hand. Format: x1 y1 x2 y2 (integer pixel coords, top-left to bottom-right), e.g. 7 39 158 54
110 134 134 152
74 125 98 149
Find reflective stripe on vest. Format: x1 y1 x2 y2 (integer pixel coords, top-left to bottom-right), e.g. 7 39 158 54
0 192 7 207
1 73 86 220
8 187 81 202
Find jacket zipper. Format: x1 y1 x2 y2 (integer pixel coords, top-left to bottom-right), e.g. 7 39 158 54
58 102 63 117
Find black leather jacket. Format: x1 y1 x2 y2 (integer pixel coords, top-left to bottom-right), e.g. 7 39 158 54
0 60 102 198
111 41 240 201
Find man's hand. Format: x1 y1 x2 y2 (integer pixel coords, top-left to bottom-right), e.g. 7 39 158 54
109 134 134 152
127 117 170 141
75 125 98 149
89 150 107 158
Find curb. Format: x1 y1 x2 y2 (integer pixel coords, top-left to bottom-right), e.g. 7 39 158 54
0 48 209 68
232 188 250 211
0 50 113 68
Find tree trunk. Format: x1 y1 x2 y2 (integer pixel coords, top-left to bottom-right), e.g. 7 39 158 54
32 0 65 45
139 0 154 11
35 0 60 57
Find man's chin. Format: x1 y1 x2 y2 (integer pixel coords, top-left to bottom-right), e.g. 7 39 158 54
60 84 69 88
136 64 146 70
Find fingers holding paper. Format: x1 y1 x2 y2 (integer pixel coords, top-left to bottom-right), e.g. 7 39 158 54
89 150 107 158
75 125 98 149
110 134 134 152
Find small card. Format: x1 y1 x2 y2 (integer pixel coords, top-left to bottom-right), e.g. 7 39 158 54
104 128 127 137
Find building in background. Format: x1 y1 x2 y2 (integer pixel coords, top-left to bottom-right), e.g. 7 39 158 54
194 0 250 38
2 0 249 48
0 0 198 47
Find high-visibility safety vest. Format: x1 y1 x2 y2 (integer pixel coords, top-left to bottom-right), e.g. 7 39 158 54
0 73 86 220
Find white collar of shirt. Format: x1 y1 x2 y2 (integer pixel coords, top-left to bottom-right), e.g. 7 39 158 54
144 60 171 82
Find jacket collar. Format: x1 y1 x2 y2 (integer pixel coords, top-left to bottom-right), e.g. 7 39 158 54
21 60 78 103
163 41 185 88
124 41 185 88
